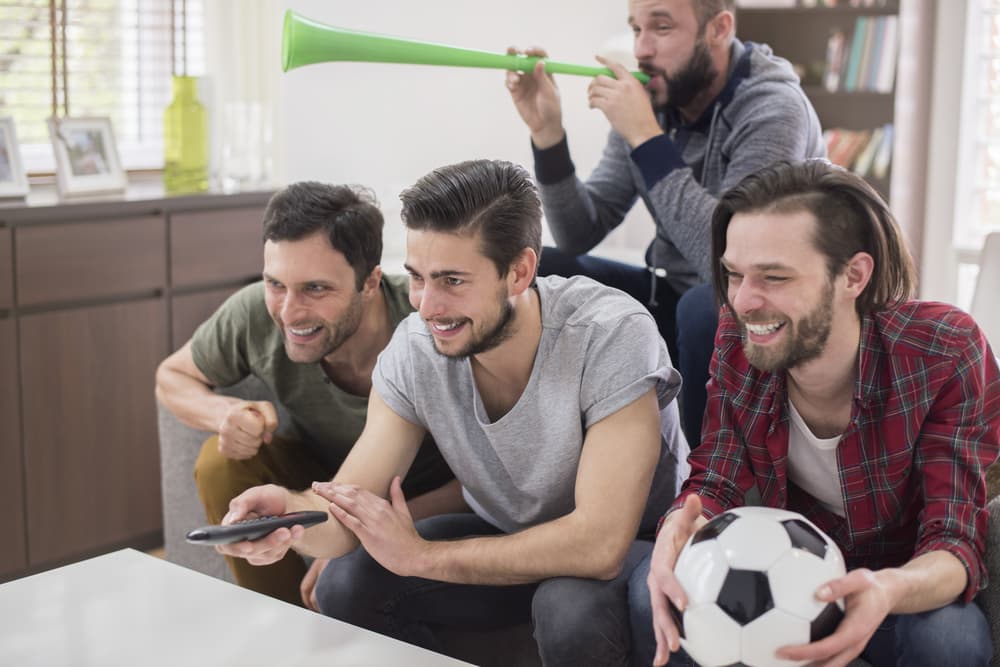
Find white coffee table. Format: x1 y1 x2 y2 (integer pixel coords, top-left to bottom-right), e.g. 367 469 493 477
0 548 474 666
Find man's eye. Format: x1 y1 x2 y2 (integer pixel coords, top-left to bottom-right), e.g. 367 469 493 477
764 276 789 283
445 277 464 287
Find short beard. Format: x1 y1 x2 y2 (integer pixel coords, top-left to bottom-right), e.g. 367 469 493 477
665 37 717 110
742 281 835 373
434 293 516 359
282 290 363 364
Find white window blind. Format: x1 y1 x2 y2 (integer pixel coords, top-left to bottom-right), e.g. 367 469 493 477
957 0 1000 247
0 0 204 173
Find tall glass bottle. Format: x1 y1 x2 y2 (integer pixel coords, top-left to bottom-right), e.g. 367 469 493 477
163 75 208 193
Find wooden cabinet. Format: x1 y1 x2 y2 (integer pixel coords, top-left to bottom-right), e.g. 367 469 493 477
0 317 25 578
171 287 243 351
170 207 263 288
16 216 166 306
19 300 166 566
736 1 900 199
0 228 11 309
0 187 272 580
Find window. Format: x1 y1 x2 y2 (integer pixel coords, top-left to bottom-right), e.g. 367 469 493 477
0 0 204 173
957 0 1000 247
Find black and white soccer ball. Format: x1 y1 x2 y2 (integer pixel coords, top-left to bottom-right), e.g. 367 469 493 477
669 506 846 667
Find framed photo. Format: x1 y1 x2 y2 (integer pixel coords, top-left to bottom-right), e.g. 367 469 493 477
48 116 127 196
0 117 29 199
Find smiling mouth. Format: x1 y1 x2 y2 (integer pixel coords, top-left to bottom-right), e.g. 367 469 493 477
745 321 785 336
288 325 321 337
429 320 465 334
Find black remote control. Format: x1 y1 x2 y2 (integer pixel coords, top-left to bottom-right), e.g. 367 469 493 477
185 510 329 545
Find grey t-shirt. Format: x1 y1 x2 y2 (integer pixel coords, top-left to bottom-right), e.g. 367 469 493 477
373 275 689 535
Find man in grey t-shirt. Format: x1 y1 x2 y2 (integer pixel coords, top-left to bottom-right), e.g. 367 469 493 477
217 160 689 666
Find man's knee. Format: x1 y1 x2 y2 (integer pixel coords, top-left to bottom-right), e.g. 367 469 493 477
895 602 992 666
193 435 239 520
315 547 386 624
533 577 629 664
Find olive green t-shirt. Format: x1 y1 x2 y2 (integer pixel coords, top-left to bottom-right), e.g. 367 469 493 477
189 274 453 496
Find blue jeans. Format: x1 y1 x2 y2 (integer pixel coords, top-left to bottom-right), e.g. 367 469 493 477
316 513 655 666
627 554 992 667
537 247 717 447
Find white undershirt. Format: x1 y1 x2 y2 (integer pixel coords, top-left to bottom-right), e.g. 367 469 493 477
786 400 846 517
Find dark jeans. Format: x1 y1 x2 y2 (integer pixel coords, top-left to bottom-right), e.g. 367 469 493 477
316 513 655 667
627 554 993 667
538 247 717 446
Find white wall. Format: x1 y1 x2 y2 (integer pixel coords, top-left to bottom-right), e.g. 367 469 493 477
272 0 652 268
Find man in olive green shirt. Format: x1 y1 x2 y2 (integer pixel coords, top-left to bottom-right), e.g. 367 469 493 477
155 182 456 607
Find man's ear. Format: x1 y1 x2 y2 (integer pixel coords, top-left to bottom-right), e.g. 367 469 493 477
362 265 383 296
842 251 874 299
707 10 734 47
507 247 538 296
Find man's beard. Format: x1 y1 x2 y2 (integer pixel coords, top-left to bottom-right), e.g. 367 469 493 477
432 292 516 359
281 290 363 364
741 281 835 373
644 37 718 113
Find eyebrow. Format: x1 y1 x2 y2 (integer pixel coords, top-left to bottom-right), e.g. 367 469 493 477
403 264 472 280
719 259 796 273
629 10 675 24
261 272 332 286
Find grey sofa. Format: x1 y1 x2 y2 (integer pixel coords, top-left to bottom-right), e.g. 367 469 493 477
157 379 1000 667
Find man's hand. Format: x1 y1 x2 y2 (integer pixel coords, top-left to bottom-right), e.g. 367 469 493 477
588 56 663 149
505 46 565 149
647 494 704 666
215 484 304 566
776 568 893 667
313 476 428 577
217 400 279 459
300 558 329 612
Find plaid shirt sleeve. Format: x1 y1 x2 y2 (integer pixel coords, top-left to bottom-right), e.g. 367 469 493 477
912 322 1000 602
668 312 761 521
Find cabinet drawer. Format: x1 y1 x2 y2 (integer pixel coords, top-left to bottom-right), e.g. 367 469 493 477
16 216 166 306
170 207 264 288
0 227 10 309
170 286 242 350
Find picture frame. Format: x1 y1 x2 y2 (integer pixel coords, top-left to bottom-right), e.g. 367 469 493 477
0 117 30 199
47 116 127 196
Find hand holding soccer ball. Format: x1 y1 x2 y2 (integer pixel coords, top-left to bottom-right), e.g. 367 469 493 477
665 506 846 667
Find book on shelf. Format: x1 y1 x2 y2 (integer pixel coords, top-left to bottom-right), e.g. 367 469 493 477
872 123 894 179
842 16 868 91
822 15 899 93
875 15 899 93
823 124 893 180
823 28 847 92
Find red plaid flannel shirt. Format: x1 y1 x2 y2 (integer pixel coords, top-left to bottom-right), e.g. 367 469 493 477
671 301 1000 602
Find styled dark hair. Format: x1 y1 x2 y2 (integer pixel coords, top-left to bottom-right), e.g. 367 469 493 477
399 159 542 278
262 182 383 291
710 160 916 315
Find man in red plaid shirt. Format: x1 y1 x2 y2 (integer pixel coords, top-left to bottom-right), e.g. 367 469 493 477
633 160 1000 667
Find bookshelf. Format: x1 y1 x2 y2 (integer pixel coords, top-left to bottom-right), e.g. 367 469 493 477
735 0 900 200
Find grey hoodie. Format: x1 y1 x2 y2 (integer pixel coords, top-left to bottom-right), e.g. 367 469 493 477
533 39 826 294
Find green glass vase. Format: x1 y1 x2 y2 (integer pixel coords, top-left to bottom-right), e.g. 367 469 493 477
163 75 209 194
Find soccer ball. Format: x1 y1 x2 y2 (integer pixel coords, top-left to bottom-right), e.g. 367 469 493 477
668 506 846 667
